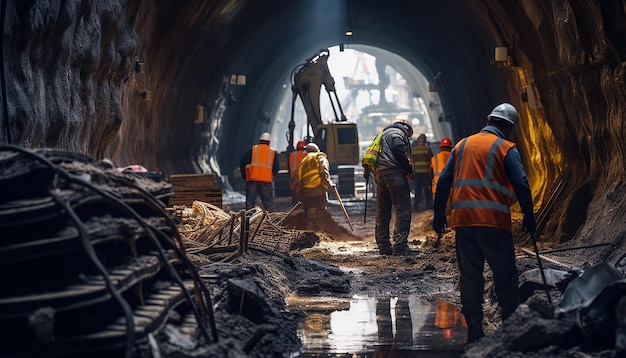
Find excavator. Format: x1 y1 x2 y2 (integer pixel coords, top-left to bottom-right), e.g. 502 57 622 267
285 49 360 171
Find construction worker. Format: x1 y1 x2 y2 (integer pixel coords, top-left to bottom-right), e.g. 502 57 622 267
433 103 536 344
289 140 307 205
366 119 414 256
411 133 434 211
294 143 334 231
430 137 453 200
239 132 279 211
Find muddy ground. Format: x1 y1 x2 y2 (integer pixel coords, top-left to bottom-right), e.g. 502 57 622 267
174 194 622 358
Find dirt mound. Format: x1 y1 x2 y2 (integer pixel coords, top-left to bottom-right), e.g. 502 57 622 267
281 210 362 241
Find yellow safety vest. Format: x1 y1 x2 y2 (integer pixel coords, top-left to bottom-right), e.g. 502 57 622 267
298 153 325 189
411 145 431 173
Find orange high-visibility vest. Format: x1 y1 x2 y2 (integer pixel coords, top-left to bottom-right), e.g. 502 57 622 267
289 149 306 189
245 144 275 183
450 132 515 231
434 300 460 329
431 150 451 195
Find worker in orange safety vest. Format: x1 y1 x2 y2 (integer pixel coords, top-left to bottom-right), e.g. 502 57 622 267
239 132 280 211
289 140 307 205
433 103 536 344
430 137 453 200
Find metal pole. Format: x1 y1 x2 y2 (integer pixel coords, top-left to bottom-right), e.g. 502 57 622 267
277 201 302 226
539 242 611 254
531 232 553 306
363 175 368 224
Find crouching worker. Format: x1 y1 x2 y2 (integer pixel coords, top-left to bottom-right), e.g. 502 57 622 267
295 143 334 231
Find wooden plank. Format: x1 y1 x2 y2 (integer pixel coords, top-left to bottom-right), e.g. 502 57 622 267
167 173 222 208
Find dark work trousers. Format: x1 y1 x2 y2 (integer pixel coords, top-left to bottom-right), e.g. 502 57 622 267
455 226 520 322
300 189 331 231
245 181 275 212
375 169 412 253
412 172 432 209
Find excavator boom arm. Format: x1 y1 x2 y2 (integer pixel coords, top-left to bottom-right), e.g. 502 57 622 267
286 49 358 169
292 49 346 132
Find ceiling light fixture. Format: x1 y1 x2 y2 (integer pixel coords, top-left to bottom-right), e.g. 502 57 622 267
345 0 353 36
494 46 508 62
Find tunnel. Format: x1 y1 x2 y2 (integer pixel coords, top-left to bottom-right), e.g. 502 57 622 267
1 0 626 263
2 1 626 356
3 0 626 255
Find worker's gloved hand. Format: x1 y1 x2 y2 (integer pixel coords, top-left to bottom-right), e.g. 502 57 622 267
363 165 371 179
523 215 536 235
433 214 447 235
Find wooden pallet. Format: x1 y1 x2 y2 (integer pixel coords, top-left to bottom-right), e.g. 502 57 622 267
167 174 222 207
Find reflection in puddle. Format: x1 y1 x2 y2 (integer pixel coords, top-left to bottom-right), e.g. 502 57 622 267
287 296 466 357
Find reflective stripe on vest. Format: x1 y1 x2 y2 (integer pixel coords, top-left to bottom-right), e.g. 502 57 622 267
298 153 323 189
450 133 515 230
431 150 451 194
289 150 306 189
411 145 431 173
245 144 275 183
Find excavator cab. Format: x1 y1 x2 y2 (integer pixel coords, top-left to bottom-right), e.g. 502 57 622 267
313 122 359 168
287 49 360 171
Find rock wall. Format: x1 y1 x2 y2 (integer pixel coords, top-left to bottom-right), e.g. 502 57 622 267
503 2 626 255
0 0 136 157
116 1 244 175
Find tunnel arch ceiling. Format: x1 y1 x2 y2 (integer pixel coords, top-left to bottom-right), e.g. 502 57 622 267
215 0 511 183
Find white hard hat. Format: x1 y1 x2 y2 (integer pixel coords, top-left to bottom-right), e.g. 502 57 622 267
259 132 271 142
304 143 320 152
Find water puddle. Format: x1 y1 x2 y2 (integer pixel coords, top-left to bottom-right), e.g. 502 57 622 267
287 295 467 357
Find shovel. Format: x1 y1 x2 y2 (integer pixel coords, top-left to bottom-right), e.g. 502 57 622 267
331 185 354 231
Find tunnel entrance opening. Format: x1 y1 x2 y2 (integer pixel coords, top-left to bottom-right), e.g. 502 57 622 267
267 45 453 200
270 45 451 153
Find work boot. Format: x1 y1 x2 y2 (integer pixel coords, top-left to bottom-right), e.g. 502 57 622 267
379 246 392 255
377 240 392 255
465 315 485 344
392 244 413 256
